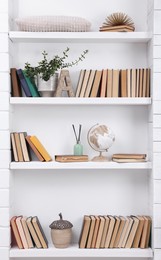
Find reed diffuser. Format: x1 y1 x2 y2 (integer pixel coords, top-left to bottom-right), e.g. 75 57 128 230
72 124 83 156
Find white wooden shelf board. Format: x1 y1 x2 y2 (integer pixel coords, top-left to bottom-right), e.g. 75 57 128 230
9 31 152 43
10 245 153 258
10 97 152 106
10 161 152 170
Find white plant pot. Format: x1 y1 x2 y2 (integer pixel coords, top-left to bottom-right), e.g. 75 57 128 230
37 73 58 97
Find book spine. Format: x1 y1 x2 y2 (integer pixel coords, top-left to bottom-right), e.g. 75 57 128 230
17 69 32 97
10 68 22 97
22 71 40 97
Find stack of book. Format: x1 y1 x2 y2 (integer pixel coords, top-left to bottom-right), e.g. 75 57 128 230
75 68 150 98
10 216 48 249
55 155 88 163
79 215 151 249
10 68 40 97
99 25 134 32
112 154 147 163
10 132 52 162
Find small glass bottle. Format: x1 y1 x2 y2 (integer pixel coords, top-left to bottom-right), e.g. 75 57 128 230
74 141 83 156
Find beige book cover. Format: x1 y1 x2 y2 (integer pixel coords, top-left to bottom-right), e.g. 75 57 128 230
100 69 107 97
10 216 23 249
104 216 115 248
127 69 131 97
79 215 91 248
86 216 96 248
107 69 112 97
136 69 140 97
26 217 42 248
90 70 102 97
121 217 134 248
112 69 120 97
109 216 121 248
91 216 100 248
84 70 96 97
100 216 110 248
21 217 34 248
19 132 30 162
145 216 151 248
95 216 105 248
146 68 150 97
11 133 18 162
140 216 149 248
113 216 126 248
125 216 139 248
139 69 143 97
131 69 136 97
75 70 85 97
132 216 145 248
120 70 127 97
142 68 147 97
79 70 91 97
16 216 29 249
117 217 129 248
32 216 48 249
14 133 24 162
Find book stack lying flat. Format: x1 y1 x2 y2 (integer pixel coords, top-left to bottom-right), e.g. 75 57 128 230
10 216 48 249
10 68 40 97
112 154 147 163
99 25 134 32
79 215 151 249
10 132 52 162
75 68 150 98
55 155 88 163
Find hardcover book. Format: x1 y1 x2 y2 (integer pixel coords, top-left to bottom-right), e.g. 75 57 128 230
16 216 29 249
17 69 32 97
10 216 23 249
32 216 48 249
26 217 42 248
25 135 45 162
79 215 91 248
55 155 88 163
10 68 22 97
30 136 52 162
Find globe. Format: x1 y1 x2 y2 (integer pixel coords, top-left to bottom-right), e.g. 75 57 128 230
87 124 115 161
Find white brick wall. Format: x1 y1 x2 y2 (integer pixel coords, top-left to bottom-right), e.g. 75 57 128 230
0 131 10 150
0 73 10 92
0 228 10 247
154 0 161 10
0 0 8 13
0 248 9 260
154 229 161 248
0 190 9 207
0 208 9 226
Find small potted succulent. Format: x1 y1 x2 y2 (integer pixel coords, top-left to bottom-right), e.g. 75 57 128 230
24 48 88 97
49 213 73 248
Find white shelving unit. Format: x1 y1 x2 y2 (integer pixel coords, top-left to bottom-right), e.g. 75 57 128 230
10 97 152 106
1 0 161 260
10 245 153 258
10 161 152 170
9 31 152 43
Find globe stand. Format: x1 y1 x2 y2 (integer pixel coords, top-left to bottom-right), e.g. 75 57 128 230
91 151 110 162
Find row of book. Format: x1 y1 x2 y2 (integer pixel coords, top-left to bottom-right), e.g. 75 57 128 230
112 153 147 163
79 215 151 249
11 132 52 162
10 68 40 97
76 68 150 98
11 216 48 249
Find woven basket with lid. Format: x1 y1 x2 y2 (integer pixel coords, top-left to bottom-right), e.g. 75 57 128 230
49 213 73 248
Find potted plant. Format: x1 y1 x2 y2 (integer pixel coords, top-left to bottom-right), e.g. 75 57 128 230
24 47 88 97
